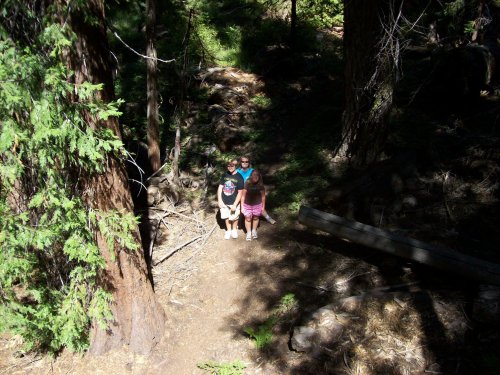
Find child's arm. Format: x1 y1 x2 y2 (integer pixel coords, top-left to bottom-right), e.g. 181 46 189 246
217 185 225 208
261 187 266 212
233 189 243 210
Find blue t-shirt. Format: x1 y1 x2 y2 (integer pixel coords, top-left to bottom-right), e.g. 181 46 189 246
237 167 253 182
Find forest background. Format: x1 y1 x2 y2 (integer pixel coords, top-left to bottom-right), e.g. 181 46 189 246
1 0 499 374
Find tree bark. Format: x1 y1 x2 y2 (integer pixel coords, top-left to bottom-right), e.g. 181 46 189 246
146 0 161 173
62 0 165 354
339 0 398 166
290 0 297 51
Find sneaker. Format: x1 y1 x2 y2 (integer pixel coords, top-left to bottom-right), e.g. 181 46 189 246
265 215 276 225
251 230 258 239
246 232 252 241
231 229 238 239
224 230 231 240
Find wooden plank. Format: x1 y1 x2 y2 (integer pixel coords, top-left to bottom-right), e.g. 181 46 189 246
298 205 500 285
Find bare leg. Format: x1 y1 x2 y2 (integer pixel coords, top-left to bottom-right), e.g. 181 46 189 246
245 217 252 233
261 209 276 224
230 220 238 230
245 216 252 240
224 219 232 239
252 217 260 238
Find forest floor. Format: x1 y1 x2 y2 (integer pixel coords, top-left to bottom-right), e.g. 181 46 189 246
1 208 498 374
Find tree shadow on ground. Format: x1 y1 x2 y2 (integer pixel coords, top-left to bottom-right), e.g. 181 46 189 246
224 221 498 373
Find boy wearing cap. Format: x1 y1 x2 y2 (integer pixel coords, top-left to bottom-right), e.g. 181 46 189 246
217 159 244 239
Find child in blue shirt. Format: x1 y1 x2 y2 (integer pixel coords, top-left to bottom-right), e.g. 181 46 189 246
237 156 276 224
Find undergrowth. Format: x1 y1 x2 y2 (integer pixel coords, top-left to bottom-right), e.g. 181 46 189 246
244 292 297 349
197 360 246 375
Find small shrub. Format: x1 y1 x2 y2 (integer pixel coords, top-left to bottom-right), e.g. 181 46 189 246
197 360 246 375
250 94 272 108
244 292 297 349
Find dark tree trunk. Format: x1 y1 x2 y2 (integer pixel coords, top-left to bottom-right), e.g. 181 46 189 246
170 9 194 185
62 0 165 354
340 0 399 166
146 0 161 173
290 0 297 50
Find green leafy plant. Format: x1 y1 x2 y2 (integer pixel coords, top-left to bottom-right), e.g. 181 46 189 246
250 94 272 109
0 15 133 352
244 316 277 349
297 0 344 28
197 360 247 375
244 292 297 349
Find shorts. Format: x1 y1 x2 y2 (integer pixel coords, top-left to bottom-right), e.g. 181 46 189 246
220 205 240 221
242 202 263 219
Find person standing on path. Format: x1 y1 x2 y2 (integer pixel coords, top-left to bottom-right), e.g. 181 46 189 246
241 170 266 241
237 156 276 224
218 159 244 239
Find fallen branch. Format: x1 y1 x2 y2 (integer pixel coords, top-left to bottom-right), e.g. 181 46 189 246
198 223 217 248
154 234 204 265
181 224 218 265
151 207 206 226
146 161 170 182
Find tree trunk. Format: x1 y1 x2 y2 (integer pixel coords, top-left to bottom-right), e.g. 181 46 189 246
339 0 399 166
290 0 297 51
170 9 194 185
146 0 161 173
63 0 165 355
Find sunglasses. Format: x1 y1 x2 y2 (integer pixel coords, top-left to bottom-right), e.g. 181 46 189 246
241 160 249 163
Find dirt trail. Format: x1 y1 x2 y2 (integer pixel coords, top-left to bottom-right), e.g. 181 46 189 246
150 221 278 375
0 218 293 375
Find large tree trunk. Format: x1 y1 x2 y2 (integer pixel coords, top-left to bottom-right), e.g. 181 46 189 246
340 0 400 166
146 0 161 173
63 0 165 354
290 0 297 51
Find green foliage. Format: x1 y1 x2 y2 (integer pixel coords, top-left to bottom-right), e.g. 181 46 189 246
297 0 343 29
197 360 247 375
244 316 277 349
277 292 297 313
435 0 478 42
244 292 297 349
250 94 272 108
0 18 132 352
443 0 465 17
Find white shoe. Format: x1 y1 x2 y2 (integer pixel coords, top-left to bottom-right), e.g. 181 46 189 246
246 233 252 241
251 230 258 239
231 229 238 239
224 230 231 240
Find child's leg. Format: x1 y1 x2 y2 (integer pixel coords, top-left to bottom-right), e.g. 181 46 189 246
244 216 252 233
245 216 252 240
262 209 276 224
251 217 260 238
224 219 232 239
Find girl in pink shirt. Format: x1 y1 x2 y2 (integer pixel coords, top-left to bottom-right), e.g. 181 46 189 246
241 170 266 241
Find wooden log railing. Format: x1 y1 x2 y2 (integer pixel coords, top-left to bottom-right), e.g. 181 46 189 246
298 205 500 286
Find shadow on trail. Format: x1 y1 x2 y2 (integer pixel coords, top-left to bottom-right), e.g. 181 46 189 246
225 224 490 373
